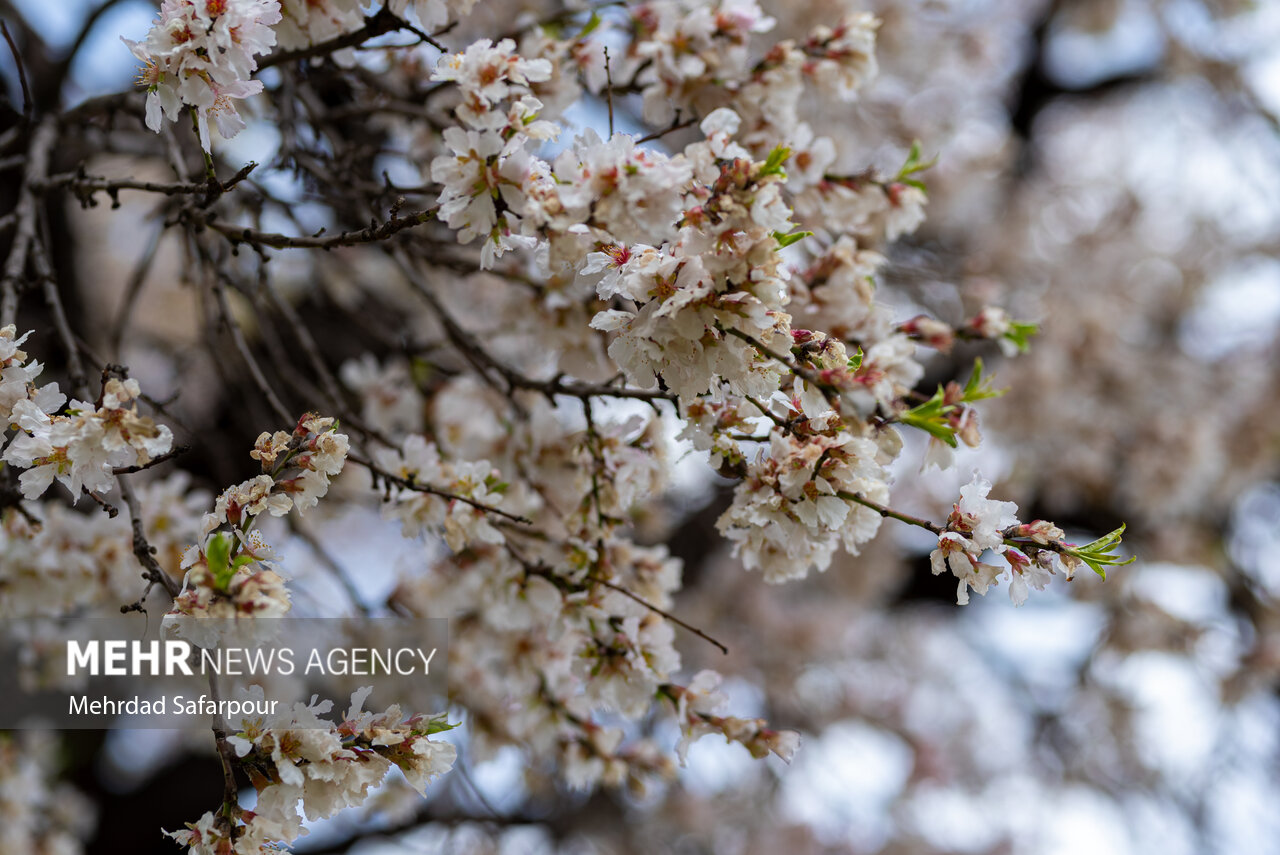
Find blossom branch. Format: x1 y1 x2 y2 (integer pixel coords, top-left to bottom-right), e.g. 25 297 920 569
350 453 533 525
836 491 944 535
589 573 728 655
259 6 442 70
112 444 191 475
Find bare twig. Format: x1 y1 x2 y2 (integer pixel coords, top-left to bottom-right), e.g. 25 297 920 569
589 573 728 655
287 518 370 615
636 114 697 144
118 478 182 599
112 444 191 475
195 208 435 251
1 21 32 120
836 491 944 535
350 453 533 525
110 218 165 358
259 6 443 69
604 46 615 137
1 117 57 326
209 272 295 424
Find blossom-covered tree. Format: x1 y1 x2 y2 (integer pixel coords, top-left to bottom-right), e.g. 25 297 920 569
1 0 1278 852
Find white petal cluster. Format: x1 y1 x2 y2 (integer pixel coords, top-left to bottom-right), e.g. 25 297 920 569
275 0 364 58
429 39 554 267
338 355 425 436
622 0 776 125
929 475 1058 606
567 116 797 402
717 429 887 582
2 369 173 502
0 474 205 619
388 0 476 31
167 689 455 854
373 434 506 552
666 670 801 764
123 0 282 149
168 414 348 627
0 733 95 855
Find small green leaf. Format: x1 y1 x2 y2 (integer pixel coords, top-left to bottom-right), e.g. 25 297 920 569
900 411 958 446
897 139 937 181
900 387 956 445
206 533 235 591
1066 524 1135 580
758 145 791 178
961 357 1005 402
847 346 863 372
576 10 602 39
772 229 813 249
425 715 460 735
1003 320 1039 353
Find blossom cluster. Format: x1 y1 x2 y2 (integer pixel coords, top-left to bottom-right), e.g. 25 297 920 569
665 670 799 763
83 1 1138 842
1 329 173 502
0 733 95 854
166 688 455 854
124 0 282 149
429 38 555 265
0 474 204 619
275 0 364 59
717 428 889 583
373 433 507 552
169 414 348 625
928 475 1122 606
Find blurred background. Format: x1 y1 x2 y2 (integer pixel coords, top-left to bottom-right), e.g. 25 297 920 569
2 0 1279 853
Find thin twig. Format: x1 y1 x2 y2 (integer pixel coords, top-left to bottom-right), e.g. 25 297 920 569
196 208 435 251
1 117 57 326
636 115 697 144
589 573 728 655
603 46 615 137
110 218 165 358
118 478 182 599
209 272 295 425
288 518 370 615
258 6 427 69
837 491 944 535
1 22 32 121
207 673 242 835
30 238 88 395
350 453 533 525
112 444 191 475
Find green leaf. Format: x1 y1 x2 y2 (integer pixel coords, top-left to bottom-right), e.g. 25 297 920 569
426 715 460 735
206 533 235 591
847 346 863 372
1003 320 1039 353
900 411 958 446
1066 524 1135 580
961 357 1005 402
772 229 813 249
576 10 602 39
758 145 791 178
897 139 937 182
900 387 957 446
